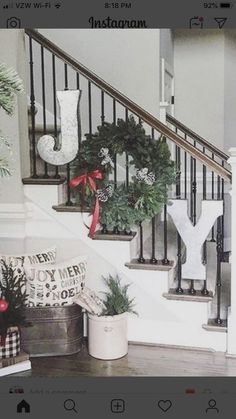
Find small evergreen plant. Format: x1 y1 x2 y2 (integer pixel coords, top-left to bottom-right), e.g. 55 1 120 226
0 261 29 340
101 275 137 316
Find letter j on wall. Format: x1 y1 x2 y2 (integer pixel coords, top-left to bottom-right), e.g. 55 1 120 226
167 200 223 280
37 90 81 165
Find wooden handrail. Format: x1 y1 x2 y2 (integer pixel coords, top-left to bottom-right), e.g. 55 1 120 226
25 29 232 182
166 114 229 162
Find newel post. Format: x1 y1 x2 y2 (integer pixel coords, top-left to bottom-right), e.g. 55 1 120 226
227 148 236 355
159 101 168 124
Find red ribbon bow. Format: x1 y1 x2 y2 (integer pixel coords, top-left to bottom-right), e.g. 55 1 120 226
70 170 104 238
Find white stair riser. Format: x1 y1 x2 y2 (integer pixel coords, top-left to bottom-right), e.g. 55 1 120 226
128 318 226 352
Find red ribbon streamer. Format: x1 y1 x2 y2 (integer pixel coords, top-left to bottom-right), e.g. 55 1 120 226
70 170 104 238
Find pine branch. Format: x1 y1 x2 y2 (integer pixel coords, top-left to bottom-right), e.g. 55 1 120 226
0 158 10 177
0 261 29 338
0 63 23 115
101 274 137 316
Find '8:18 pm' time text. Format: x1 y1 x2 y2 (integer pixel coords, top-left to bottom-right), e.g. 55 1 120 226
105 3 132 8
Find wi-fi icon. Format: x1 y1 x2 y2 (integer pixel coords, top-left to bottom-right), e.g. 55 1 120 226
54 3 61 8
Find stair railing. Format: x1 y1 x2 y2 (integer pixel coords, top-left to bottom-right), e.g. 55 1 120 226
24 29 232 327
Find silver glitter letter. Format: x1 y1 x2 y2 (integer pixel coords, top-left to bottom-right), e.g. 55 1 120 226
37 90 81 166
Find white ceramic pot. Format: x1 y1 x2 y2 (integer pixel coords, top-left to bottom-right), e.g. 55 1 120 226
88 312 128 360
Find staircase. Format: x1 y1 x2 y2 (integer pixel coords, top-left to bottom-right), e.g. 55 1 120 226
21 29 233 353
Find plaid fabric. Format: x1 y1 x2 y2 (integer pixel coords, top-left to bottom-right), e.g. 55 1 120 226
0 328 20 359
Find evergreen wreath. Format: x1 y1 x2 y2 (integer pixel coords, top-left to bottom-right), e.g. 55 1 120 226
71 116 176 232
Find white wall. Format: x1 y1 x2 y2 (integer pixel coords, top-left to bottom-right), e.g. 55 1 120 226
224 30 236 151
0 29 29 203
38 29 160 116
174 30 225 152
174 30 236 248
30 29 161 138
222 31 236 250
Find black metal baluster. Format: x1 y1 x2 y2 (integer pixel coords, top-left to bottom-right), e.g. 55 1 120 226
112 224 120 235
202 162 207 267
215 175 223 324
41 45 49 179
99 91 106 223
176 233 183 294
64 63 68 90
113 99 117 189
192 145 197 225
150 217 157 264
162 204 169 266
76 72 80 90
190 156 194 218
189 143 196 295
101 224 108 234
113 95 120 238
125 108 129 188
138 222 145 264
66 165 73 206
76 73 82 151
101 90 105 125
175 137 183 293
52 54 60 179
29 36 38 178
88 81 92 135
149 128 157 264
202 147 209 295
102 99 117 235
221 161 225 257
176 145 181 199
63 64 72 206
161 131 170 266
211 153 215 242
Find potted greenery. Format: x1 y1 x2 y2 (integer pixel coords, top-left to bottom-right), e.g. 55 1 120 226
88 275 137 360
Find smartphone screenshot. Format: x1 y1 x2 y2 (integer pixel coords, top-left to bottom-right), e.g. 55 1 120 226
0 0 235 417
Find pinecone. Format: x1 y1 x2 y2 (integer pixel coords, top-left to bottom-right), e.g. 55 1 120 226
128 196 136 208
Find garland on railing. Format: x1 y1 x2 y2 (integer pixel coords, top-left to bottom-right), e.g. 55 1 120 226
70 116 176 235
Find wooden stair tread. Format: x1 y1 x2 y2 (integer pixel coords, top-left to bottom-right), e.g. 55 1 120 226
23 177 65 185
202 319 227 333
52 204 90 213
93 231 136 241
163 289 213 302
125 259 174 271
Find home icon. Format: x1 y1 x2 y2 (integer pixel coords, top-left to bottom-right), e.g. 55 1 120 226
17 400 30 413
